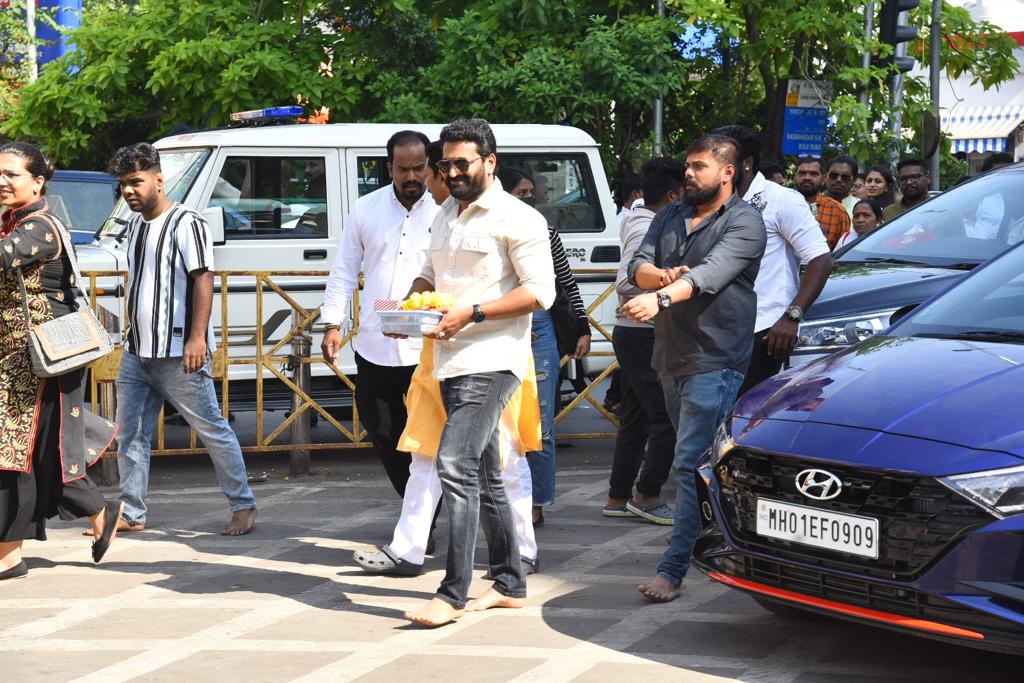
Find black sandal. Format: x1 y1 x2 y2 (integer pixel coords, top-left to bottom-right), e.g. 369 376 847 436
92 501 125 564
0 560 28 581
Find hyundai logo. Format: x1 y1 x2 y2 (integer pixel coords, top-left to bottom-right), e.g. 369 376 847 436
795 469 843 501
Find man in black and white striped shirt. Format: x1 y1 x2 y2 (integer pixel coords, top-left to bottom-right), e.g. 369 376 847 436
108 143 257 536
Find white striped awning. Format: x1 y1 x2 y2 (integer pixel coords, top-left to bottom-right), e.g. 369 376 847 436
941 105 1024 154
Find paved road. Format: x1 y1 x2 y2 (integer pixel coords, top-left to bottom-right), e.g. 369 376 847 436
2 403 1020 682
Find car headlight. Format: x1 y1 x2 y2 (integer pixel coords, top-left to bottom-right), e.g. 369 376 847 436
940 465 1024 518
796 310 897 352
710 420 735 467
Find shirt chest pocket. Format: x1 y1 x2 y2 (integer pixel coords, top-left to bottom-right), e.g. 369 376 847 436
456 234 499 278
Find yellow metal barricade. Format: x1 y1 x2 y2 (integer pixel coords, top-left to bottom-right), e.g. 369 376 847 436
82 267 623 466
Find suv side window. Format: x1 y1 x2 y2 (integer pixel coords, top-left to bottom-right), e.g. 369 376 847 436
356 157 389 197
500 154 606 233
211 156 329 239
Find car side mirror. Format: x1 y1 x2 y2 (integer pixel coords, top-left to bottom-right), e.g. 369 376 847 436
889 304 918 326
202 206 226 246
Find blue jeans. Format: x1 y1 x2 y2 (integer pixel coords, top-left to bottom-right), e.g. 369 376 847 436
115 352 256 525
527 309 559 507
658 368 744 586
436 371 524 608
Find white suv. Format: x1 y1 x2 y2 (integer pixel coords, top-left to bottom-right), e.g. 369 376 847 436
80 121 622 411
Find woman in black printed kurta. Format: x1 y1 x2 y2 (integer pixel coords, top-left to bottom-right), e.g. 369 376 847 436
0 142 121 581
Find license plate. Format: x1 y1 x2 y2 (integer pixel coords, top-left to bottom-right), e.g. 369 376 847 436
756 498 879 559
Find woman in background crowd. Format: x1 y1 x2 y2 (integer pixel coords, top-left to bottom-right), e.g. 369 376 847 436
496 166 591 528
835 197 884 250
864 165 896 209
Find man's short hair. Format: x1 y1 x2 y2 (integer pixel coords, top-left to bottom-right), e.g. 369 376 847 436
640 157 685 205
980 152 1014 172
107 143 161 176
617 173 642 205
827 154 859 175
796 156 824 173
386 130 430 163
427 140 444 173
759 160 784 178
687 134 740 169
711 124 760 170
896 157 928 174
439 118 497 158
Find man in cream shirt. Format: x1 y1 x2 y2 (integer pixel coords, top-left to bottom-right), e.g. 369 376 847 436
398 119 555 628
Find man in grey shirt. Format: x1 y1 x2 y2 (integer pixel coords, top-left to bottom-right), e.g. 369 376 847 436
622 135 766 602
604 157 684 526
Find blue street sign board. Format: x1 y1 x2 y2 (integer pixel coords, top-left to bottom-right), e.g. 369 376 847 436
782 106 828 156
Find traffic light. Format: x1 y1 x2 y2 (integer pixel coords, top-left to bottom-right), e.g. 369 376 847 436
878 0 920 73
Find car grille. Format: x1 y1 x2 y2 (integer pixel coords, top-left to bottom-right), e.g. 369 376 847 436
716 449 995 579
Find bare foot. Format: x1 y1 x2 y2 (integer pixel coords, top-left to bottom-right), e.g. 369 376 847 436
222 508 257 536
638 576 681 603
82 518 144 537
466 587 526 612
404 597 465 627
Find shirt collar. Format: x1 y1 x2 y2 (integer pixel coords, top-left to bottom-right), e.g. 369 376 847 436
468 177 504 211
742 172 767 202
1 197 47 236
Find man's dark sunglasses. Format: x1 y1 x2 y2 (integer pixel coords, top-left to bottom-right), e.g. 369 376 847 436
827 171 853 181
437 156 483 174
899 172 927 183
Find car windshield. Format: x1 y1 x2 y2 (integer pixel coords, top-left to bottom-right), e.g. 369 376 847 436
99 148 211 237
839 167 1024 267
48 177 116 235
895 241 1024 341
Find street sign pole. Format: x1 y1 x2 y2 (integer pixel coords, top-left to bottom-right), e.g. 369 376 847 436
653 0 666 155
860 1 875 107
26 0 38 82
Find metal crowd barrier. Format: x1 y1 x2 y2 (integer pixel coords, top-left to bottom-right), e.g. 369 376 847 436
82 268 621 475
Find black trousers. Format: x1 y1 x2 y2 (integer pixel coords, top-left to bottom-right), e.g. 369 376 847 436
739 329 785 398
354 352 415 497
0 379 105 542
608 326 676 500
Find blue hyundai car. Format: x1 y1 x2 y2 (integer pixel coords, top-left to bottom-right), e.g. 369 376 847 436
693 238 1024 654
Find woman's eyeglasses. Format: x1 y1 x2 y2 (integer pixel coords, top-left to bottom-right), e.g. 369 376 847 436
437 157 482 174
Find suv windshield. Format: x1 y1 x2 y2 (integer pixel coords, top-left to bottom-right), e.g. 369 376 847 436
839 167 1024 267
99 148 211 237
895 242 1024 340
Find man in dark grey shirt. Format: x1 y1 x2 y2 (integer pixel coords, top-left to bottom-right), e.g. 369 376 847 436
622 134 766 602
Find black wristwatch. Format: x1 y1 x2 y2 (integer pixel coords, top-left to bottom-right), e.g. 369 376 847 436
656 291 672 311
471 304 486 323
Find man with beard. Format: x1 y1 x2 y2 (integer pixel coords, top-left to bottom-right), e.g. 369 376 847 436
622 135 766 602
321 130 435 498
794 156 851 250
712 125 831 397
400 119 555 627
883 157 931 221
824 154 860 217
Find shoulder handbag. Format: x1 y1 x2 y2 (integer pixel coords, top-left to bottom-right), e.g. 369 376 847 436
16 213 114 378
549 281 581 358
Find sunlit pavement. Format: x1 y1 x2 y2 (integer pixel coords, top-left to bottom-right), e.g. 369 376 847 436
1 405 1019 682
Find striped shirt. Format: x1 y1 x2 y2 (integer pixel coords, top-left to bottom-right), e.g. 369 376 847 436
547 226 589 336
124 203 216 358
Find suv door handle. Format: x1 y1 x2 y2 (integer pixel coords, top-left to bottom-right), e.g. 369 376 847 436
304 249 327 261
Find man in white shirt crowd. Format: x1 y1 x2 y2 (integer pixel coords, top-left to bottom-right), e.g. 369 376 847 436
108 143 257 536
400 119 555 628
712 126 833 396
321 131 437 498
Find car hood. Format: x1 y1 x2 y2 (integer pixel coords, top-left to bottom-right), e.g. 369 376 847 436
804 262 968 320
737 335 1024 462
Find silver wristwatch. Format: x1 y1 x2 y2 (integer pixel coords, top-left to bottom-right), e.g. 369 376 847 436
656 291 672 310
784 305 804 322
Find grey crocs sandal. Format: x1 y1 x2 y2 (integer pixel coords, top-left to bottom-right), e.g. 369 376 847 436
352 544 423 576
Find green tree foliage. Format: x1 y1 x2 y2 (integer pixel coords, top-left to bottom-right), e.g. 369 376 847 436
1 1 36 124
2 0 1018 183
